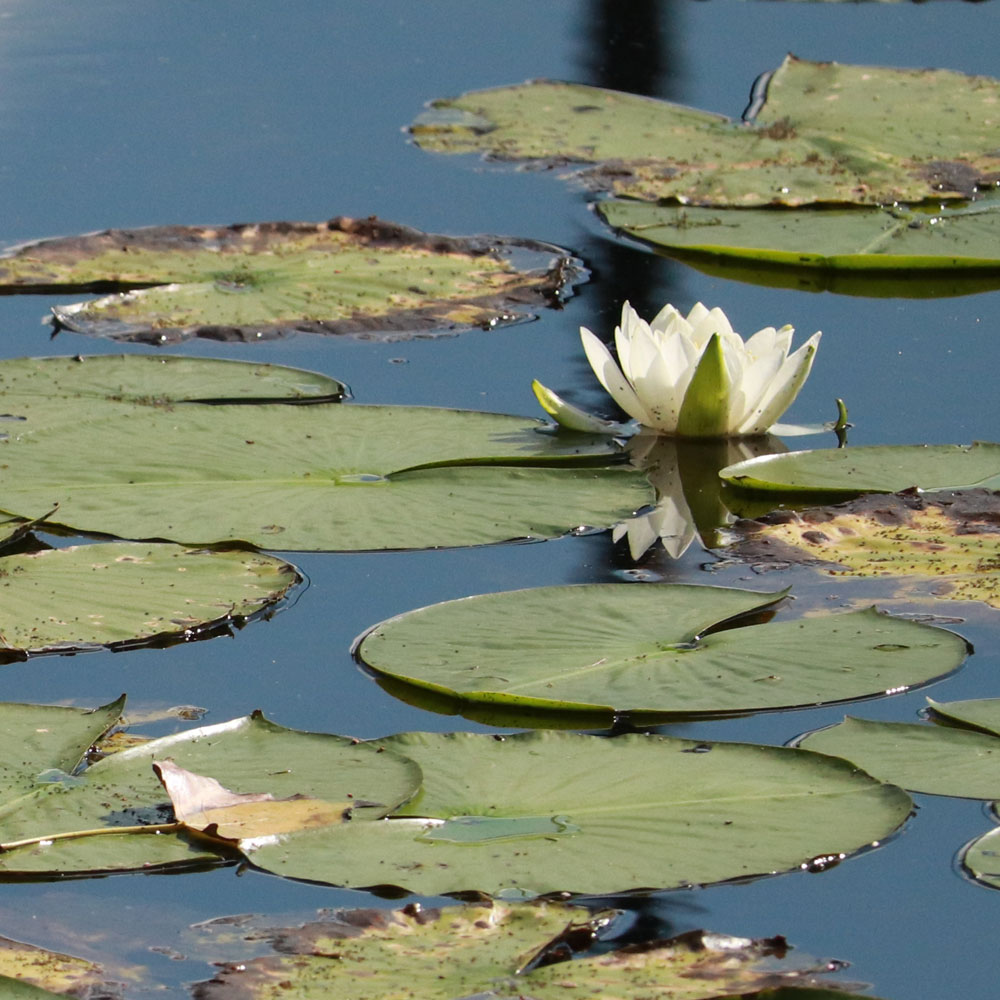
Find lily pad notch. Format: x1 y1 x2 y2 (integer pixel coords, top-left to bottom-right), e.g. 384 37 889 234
0 216 586 344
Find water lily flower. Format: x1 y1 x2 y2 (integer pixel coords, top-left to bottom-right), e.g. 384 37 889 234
534 302 821 438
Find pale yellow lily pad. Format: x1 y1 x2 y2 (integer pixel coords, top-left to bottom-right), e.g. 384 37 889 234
728 489 1000 608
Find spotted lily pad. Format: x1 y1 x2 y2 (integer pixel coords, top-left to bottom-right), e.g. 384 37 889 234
249 730 911 896
719 442 1000 496
727 490 1000 610
411 57 1000 207
191 901 868 1000
355 583 968 721
0 936 125 999
0 541 299 657
0 217 583 344
0 707 422 878
0 356 650 551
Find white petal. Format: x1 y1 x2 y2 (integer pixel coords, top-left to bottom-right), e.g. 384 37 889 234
580 326 653 424
738 331 821 434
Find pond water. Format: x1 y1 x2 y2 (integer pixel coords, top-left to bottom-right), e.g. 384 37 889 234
1 1 999 996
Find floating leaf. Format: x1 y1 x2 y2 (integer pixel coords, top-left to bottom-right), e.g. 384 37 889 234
0 542 298 656
962 820 1000 891
720 442 1000 496
153 759 349 842
250 730 911 896
726 490 1000 610
599 197 1000 273
0 696 123 795
411 58 1000 207
0 936 121 998
191 900 868 1000
0 217 583 344
355 583 967 721
0 708 421 878
798 715 1000 798
0 356 651 551
927 697 1000 737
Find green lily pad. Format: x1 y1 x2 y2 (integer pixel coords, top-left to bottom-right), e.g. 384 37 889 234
726 490 1000 610
0 707 422 878
0 356 651 551
927 697 1000 737
599 197 1000 273
962 821 1000 890
798 715 1000 798
0 542 299 656
720 442 1000 496
250 730 912 896
0 217 582 344
355 584 968 720
191 901 867 1000
411 57 1000 207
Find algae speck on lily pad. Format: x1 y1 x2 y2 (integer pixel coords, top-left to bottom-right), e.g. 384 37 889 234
0 216 584 344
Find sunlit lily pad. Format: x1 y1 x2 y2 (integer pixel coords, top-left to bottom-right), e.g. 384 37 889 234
798 715 1000 798
411 57 1000 207
354 584 967 721
726 490 1000 610
191 900 867 1000
0 217 583 344
599 197 1000 273
0 707 422 878
250 730 911 896
720 442 1000 496
0 356 651 551
0 542 298 657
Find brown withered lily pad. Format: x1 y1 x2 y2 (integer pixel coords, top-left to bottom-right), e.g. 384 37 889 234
0 216 584 345
727 489 1000 608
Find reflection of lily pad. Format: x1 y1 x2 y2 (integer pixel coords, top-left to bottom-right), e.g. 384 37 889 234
411 57 1000 207
798 714 1000 799
355 584 967 721
720 442 1000 496
0 542 299 657
599 198 1000 273
0 217 583 344
192 901 867 1000
727 490 1000 610
0 707 422 878
251 730 911 896
0 356 650 551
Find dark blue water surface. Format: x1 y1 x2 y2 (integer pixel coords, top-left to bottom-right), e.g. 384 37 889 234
1 2 999 996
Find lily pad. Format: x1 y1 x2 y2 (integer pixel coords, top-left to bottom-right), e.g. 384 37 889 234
410 57 1000 206
726 490 1000 610
191 901 866 1000
354 583 968 720
798 715 1000 798
599 197 1000 272
962 821 1000 891
0 356 651 551
0 707 422 878
0 217 583 344
927 697 1000 737
250 730 911 896
720 442 1000 496
0 542 299 656
0 936 123 999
